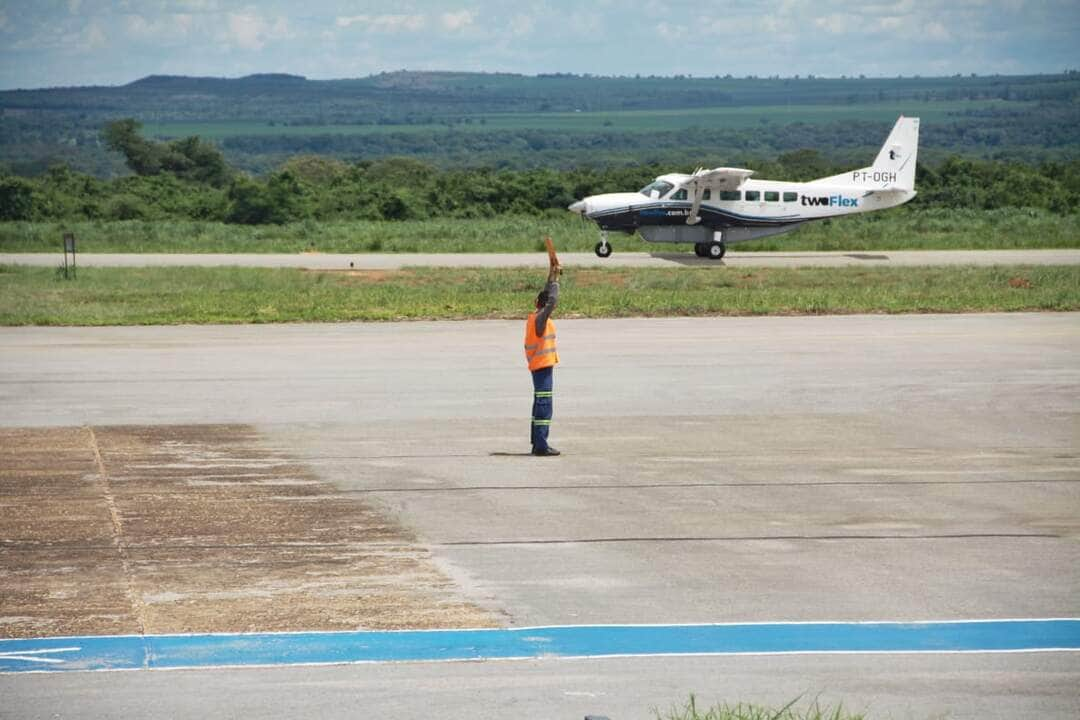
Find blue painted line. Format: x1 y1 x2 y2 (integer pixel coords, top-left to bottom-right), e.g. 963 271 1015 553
0 634 146 672
2 620 1078 673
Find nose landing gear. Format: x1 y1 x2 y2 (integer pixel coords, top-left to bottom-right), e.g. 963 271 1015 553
594 231 612 258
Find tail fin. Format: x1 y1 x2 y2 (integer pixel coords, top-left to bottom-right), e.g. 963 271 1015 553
871 116 919 191
810 116 920 191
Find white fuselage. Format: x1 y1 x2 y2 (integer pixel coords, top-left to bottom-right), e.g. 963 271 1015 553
568 115 921 254
576 174 915 227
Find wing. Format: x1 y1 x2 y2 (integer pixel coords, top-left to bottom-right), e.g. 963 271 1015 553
681 167 755 191
679 167 755 225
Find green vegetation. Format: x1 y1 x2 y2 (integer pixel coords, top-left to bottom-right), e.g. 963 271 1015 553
143 99 1025 138
3 71 1078 175
655 695 865 720
2 208 1078 254
101 118 230 186
1 72 1076 261
2 264 1075 326
3 131 1079 227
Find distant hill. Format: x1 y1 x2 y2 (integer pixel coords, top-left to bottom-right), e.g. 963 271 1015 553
7 70 1078 120
125 74 308 90
2 71 1078 176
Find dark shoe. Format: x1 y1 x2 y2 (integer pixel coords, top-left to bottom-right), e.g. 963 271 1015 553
531 446 561 456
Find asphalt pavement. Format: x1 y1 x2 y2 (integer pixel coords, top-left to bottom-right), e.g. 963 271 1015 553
3 248 1080 268
1 314 1078 718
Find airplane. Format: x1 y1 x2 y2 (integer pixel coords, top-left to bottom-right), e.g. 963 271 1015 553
568 116 920 259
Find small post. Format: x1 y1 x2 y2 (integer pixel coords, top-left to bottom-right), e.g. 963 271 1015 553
63 232 76 279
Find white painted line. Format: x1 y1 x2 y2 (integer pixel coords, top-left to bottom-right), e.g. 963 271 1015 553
0 647 81 664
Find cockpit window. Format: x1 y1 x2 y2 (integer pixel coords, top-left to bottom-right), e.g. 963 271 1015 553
639 181 674 199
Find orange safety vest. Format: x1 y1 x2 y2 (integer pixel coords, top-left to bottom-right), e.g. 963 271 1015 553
524 313 559 371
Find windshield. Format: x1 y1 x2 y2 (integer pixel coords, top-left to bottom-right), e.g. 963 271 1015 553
639 180 674 199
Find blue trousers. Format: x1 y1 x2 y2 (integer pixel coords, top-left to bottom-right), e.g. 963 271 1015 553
530 366 554 450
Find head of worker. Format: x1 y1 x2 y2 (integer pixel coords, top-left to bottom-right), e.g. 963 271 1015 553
535 289 549 310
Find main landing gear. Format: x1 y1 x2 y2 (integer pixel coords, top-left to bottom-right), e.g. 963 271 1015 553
694 242 726 260
594 231 612 258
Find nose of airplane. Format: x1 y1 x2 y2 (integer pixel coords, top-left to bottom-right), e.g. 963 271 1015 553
567 200 586 215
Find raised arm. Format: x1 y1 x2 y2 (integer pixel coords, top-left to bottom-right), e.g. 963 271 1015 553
534 261 561 336
534 281 558 336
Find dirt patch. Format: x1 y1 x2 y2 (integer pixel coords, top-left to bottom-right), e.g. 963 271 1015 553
572 269 629 288
307 269 399 283
0 425 496 638
1008 276 1033 289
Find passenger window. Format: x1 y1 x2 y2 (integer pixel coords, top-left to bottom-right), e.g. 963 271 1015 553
719 190 740 201
702 189 711 200
672 189 688 200
744 190 760 201
783 192 797 202
764 191 779 202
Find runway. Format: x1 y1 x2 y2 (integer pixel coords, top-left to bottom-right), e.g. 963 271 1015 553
3 248 1080 269
1 314 1078 718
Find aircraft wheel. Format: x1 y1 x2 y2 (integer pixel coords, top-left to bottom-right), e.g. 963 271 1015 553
594 241 612 258
707 242 726 260
693 243 706 257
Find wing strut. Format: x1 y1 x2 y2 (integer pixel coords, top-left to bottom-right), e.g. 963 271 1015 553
679 166 755 226
687 185 704 225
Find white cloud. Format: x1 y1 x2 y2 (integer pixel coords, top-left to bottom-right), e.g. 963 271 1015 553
125 13 195 42
441 10 474 32
924 21 951 41
860 0 915 15
126 15 161 39
878 16 905 32
564 10 602 36
84 23 106 49
63 21 107 53
0 0 1074 89
224 12 290 51
814 13 856 35
335 14 426 33
509 14 534 36
657 22 685 41
759 14 781 33
175 0 219 10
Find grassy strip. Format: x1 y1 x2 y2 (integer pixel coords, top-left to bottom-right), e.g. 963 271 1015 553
2 208 1078 254
656 695 865 720
1 264 1076 326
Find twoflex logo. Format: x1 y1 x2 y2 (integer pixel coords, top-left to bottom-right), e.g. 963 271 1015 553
801 195 858 208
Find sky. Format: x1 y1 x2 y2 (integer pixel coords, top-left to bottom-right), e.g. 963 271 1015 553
1 0 1078 90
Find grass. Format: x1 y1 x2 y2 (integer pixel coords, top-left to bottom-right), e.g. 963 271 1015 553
2 208 1078 255
655 695 865 720
143 99 1026 138
1 264 1076 326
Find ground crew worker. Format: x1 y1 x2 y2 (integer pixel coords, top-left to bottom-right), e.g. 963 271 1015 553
524 256 561 456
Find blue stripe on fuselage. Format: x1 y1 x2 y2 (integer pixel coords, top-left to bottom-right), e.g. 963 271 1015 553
589 202 804 228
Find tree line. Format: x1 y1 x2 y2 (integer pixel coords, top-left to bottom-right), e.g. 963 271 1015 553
1 120 1078 224
3 71 1078 179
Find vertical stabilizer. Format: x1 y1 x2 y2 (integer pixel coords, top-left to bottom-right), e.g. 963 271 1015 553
809 116 920 191
872 116 919 191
